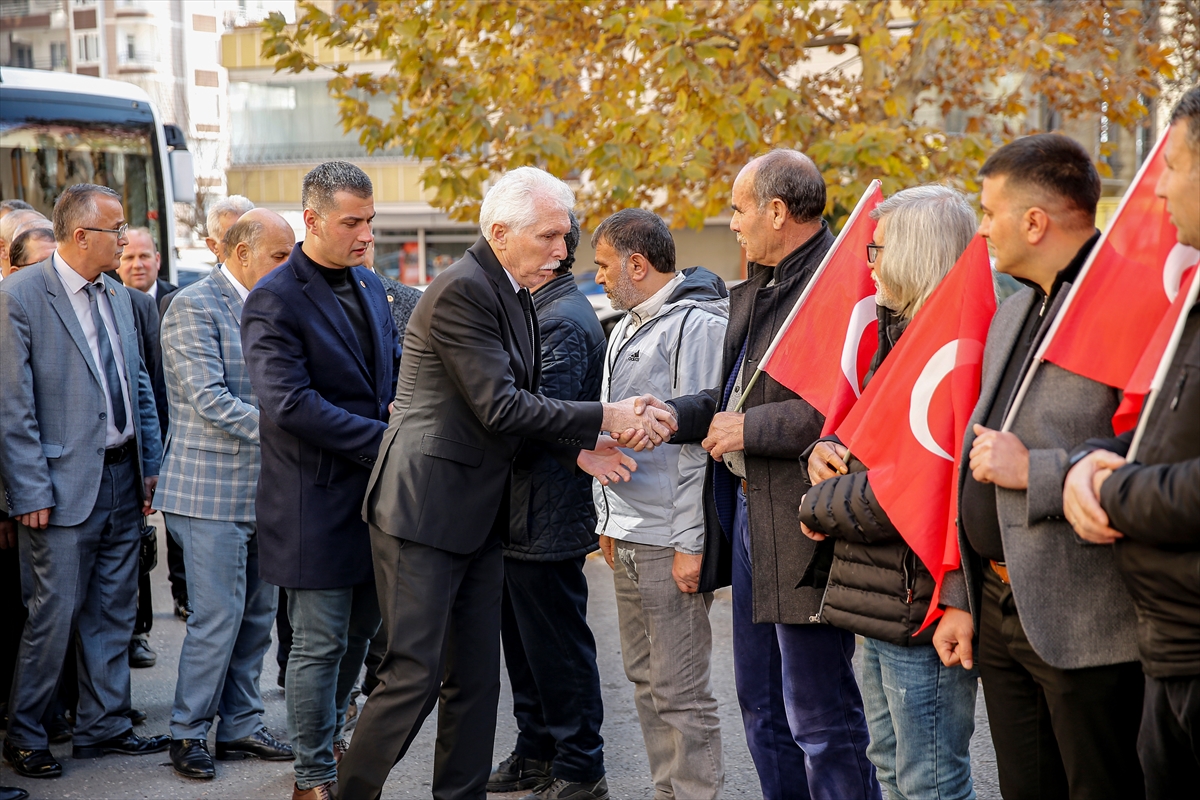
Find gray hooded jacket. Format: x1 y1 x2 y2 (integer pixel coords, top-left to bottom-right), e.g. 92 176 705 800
594 267 729 553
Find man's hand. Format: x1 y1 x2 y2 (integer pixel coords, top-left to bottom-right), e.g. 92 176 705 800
701 411 745 463
578 440 637 486
17 509 50 530
143 476 158 516
932 606 975 669
969 424 1029 489
0 519 16 550
808 441 849 485
1064 450 1127 545
598 534 615 569
602 395 676 450
673 550 703 594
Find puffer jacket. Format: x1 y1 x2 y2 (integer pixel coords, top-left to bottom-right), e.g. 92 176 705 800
799 306 938 646
505 274 608 561
596 267 729 553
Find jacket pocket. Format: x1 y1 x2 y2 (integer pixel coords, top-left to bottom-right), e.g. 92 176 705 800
42 443 64 459
187 437 240 455
420 434 484 467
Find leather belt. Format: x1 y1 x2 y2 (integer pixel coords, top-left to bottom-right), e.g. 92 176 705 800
989 560 1011 585
104 439 136 465
740 479 749 495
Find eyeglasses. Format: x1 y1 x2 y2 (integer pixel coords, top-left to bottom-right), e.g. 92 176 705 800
79 224 128 239
866 243 884 264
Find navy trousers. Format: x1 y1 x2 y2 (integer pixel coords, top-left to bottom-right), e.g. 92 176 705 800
500 555 605 783
732 489 880 800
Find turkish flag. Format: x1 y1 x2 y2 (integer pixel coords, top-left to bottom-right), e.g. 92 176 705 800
761 181 883 434
1042 131 1200 389
1112 265 1200 435
835 236 996 632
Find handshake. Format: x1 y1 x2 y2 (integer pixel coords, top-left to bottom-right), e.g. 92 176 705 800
575 395 677 487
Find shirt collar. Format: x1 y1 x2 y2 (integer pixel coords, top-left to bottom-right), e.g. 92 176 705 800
502 266 521 294
220 263 251 302
629 272 683 326
52 251 100 295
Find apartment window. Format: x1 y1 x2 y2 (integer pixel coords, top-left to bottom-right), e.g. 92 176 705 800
76 33 100 63
50 41 67 68
126 35 136 61
12 43 34 69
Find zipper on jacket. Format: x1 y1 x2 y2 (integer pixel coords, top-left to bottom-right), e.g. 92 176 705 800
903 548 915 604
1170 372 1187 410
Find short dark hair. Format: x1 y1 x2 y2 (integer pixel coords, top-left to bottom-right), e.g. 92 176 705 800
752 149 826 223
301 161 373 214
591 209 676 274
1169 85 1200 154
554 211 582 276
979 133 1101 226
10 227 55 267
52 183 121 243
0 199 34 215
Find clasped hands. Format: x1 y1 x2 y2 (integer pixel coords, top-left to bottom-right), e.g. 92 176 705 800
799 440 851 542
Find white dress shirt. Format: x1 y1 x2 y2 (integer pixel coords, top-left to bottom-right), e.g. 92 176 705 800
221 263 251 302
146 281 158 301
52 251 134 447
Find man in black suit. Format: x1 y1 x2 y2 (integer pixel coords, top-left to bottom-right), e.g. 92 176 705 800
337 167 674 800
241 162 401 800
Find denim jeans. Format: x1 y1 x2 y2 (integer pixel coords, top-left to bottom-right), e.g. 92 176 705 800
164 513 277 742
285 582 380 790
732 487 880 800
860 637 978 800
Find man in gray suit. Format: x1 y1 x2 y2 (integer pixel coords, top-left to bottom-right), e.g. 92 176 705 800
0 184 169 779
933 135 1144 800
157 209 297 781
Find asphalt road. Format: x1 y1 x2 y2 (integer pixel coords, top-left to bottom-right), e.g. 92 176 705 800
1 517 1000 799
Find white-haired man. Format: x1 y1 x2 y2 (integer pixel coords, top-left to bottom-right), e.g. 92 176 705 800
337 167 675 800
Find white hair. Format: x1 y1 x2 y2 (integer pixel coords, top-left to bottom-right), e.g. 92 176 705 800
206 195 256 241
869 185 977 319
479 167 575 240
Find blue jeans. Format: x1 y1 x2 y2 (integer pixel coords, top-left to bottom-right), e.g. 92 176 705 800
732 488 879 800
165 513 277 742
860 637 978 800
285 582 380 790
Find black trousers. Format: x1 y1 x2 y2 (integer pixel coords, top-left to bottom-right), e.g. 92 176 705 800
978 568 1145 800
1140 673 1200 800
337 530 504 800
1 541 26 712
501 555 605 783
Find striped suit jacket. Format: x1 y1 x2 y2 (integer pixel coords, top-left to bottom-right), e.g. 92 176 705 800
156 267 259 522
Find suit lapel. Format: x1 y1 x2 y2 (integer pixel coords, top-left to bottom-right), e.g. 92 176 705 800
41 258 104 387
350 268 391 396
467 239 535 388
210 266 244 323
103 273 141 397
293 254 371 380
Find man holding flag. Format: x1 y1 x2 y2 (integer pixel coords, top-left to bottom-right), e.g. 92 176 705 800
932 134 1144 800
1063 85 1200 800
642 149 879 800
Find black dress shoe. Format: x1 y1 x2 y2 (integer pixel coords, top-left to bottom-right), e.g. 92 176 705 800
129 635 157 668
0 787 30 800
170 739 215 780
174 598 193 620
72 730 170 758
2 739 62 778
215 727 294 761
127 707 148 725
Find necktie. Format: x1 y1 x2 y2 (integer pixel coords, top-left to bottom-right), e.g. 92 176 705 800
87 283 128 436
517 288 536 351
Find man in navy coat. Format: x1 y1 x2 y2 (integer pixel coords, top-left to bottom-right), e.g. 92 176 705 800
241 161 400 800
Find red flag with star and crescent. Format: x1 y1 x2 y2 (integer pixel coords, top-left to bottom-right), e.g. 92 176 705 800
1041 131 1200 391
760 181 883 435
835 236 996 632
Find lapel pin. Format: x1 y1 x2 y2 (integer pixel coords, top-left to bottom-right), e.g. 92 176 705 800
109 288 116 296
387 294 394 303
359 280 366 288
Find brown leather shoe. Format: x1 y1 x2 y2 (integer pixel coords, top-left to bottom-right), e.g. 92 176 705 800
292 781 337 800
332 738 349 765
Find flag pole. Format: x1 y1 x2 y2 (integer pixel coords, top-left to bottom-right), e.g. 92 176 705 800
1000 128 1170 432
1127 268 1200 462
732 180 882 413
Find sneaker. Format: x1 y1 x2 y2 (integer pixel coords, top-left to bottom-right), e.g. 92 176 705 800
521 777 610 800
487 752 552 793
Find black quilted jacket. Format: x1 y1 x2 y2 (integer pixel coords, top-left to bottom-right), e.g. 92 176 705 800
799 307 937 646
505 274 607 561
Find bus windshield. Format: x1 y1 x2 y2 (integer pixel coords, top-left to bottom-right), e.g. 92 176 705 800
0 121 164 251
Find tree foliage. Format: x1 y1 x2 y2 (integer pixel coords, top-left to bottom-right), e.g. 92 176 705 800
263 0 1183 229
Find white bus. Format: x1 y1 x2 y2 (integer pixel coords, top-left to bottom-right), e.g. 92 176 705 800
0 66 194 281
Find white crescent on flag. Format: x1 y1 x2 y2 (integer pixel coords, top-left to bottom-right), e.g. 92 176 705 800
1164 243 1200 301
909 340 959 461
840 297 878 399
